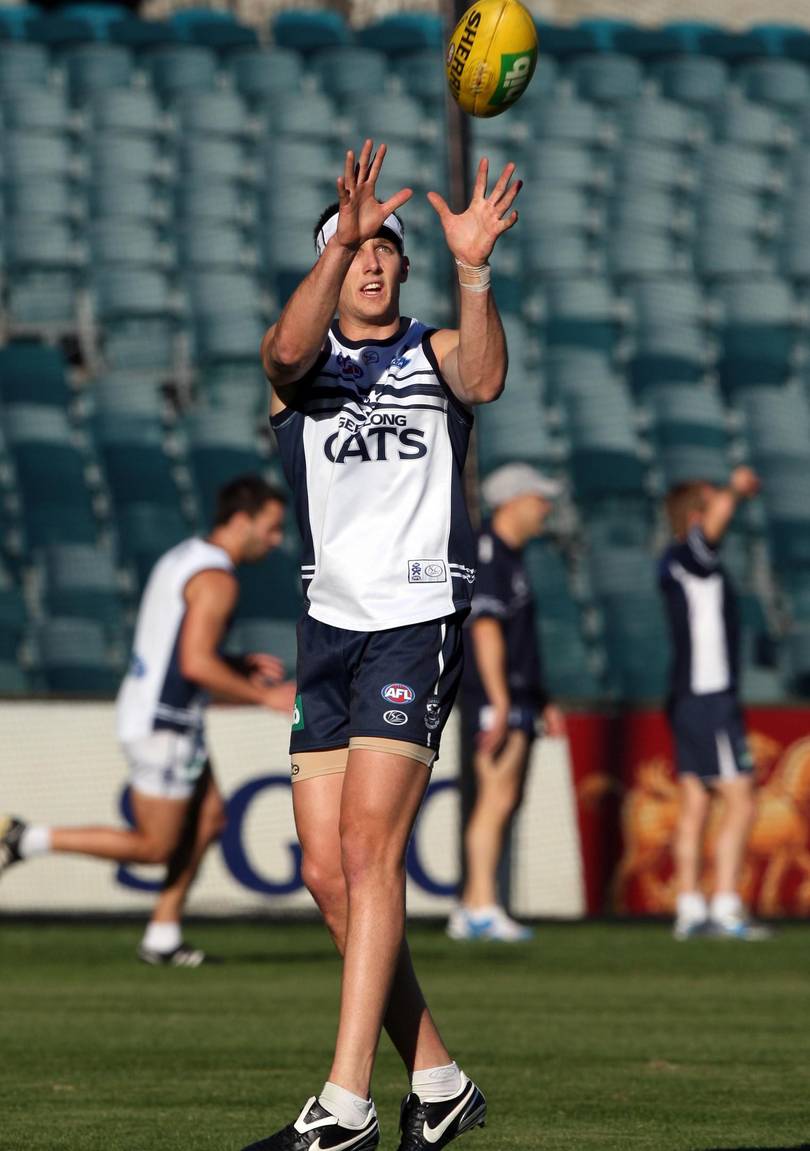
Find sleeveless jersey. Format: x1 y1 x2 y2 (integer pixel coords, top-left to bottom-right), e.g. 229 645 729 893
116 538 234 742
270 317 477 632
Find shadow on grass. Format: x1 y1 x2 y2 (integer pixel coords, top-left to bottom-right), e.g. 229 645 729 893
697 1145 810 1150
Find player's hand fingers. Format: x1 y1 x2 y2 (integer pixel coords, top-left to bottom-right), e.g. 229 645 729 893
336 175 348 202
472 156 488 200
427 190 452 223
489 162 517 204
368 141 387 185
497 178 523 215
343 149 355 192
497 209 519 233
381 186 413 216
357 138 374 181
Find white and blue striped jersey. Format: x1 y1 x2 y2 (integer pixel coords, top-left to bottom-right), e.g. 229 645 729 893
658 526 740 698
270 317 477 632
116 538 234 742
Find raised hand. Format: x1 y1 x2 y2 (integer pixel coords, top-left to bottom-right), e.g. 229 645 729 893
335 139 413 252
427 157 522 266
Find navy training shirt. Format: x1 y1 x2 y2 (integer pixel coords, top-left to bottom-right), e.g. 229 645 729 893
462 523 547 710
658 526 740 699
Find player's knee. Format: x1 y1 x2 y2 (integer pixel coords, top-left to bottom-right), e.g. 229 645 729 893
140 837 174 865
301 853 345 911
339 826 400 889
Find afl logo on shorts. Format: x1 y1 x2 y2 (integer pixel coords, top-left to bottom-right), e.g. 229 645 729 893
381 683 415 705
383 710 409 726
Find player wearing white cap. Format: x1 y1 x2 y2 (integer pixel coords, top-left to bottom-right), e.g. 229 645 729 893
239 140 522 1151
448 463 565 943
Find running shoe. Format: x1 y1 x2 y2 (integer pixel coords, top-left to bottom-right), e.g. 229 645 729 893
673 917 711 941
446 904 533 942
137 942 222 967
397 1074 486 1150
239 1097 380 1151
708 914 774 941
0 816 25 877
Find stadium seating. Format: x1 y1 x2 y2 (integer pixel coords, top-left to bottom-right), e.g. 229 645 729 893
0 6 808 704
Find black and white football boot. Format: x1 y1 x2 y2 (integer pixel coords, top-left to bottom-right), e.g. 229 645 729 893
397 1074 486 1150
137 942 222 967
239 1096 380 1151
0 816 26 878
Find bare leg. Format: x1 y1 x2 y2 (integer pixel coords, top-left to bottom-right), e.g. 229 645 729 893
712 775 755 897
674 774 711 895
148 773 227 925
294 774 450 1076
49 792 190 866
462 731 530 909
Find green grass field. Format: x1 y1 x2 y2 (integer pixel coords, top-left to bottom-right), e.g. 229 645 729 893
1 921 808 1151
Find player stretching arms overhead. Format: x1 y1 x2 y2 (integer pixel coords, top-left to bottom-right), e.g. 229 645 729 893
0 476 296 964
238 140 521 1151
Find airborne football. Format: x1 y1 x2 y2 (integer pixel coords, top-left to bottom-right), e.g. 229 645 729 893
446 0 538 117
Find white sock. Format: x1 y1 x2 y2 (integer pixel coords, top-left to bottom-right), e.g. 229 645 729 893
19 826 52 859
412 1061 463 1102
318 1082 373 1129
676 892 708 923
710 892 742 921
142 921 182 954
466 904 499 921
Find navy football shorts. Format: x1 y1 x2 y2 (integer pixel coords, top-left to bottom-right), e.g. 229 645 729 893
669 691 753 782
465 700 538 741
290 611 466 761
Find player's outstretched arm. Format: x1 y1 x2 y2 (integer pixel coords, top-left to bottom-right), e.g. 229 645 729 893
703 466 761 544
427 157 522 406
262 139 412 402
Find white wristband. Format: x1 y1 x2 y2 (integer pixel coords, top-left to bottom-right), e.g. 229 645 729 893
455 259 491 293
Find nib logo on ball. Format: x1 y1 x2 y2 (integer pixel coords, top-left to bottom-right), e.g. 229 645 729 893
445 0 538 118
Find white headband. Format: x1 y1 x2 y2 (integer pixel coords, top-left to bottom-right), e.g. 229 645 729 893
315 211 405 257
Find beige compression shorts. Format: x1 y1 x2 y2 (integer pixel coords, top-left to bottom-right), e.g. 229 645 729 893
291 737 435 783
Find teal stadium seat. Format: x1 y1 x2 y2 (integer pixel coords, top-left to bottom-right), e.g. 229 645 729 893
718 278 796 387
184 410 269 515
619 98 704 147
356 12 442 53
178 222 248 270
146 45 218 100
177 88 252 139
62 44 133 105
178 180 248 224
736 59 810 109
309 47 388 102
226 618 298 675
228 48 305 106
4 404 98 549
272 9 350 53
0 43 50 94
169 8 257 51
651 55 729 108
713 98 791 150
41 543 125 630
89 132 168 182
115 503 189 591
89 88 167 138
345 92 427 145
569 53 643 103
5 177 77 221
0 344 71 408
1 87 72 133
94 412 183 508
544 278 618 354
271 91 342 144
36 617 122 696
89 179 165 224
648 383 727 449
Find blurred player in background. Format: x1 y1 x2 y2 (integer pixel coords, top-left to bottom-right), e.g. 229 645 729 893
448 463 565 943
0 475 296 966
243 139 520 1151
659 466 771 941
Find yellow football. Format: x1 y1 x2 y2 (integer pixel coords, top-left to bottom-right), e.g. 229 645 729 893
445 0 538 118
